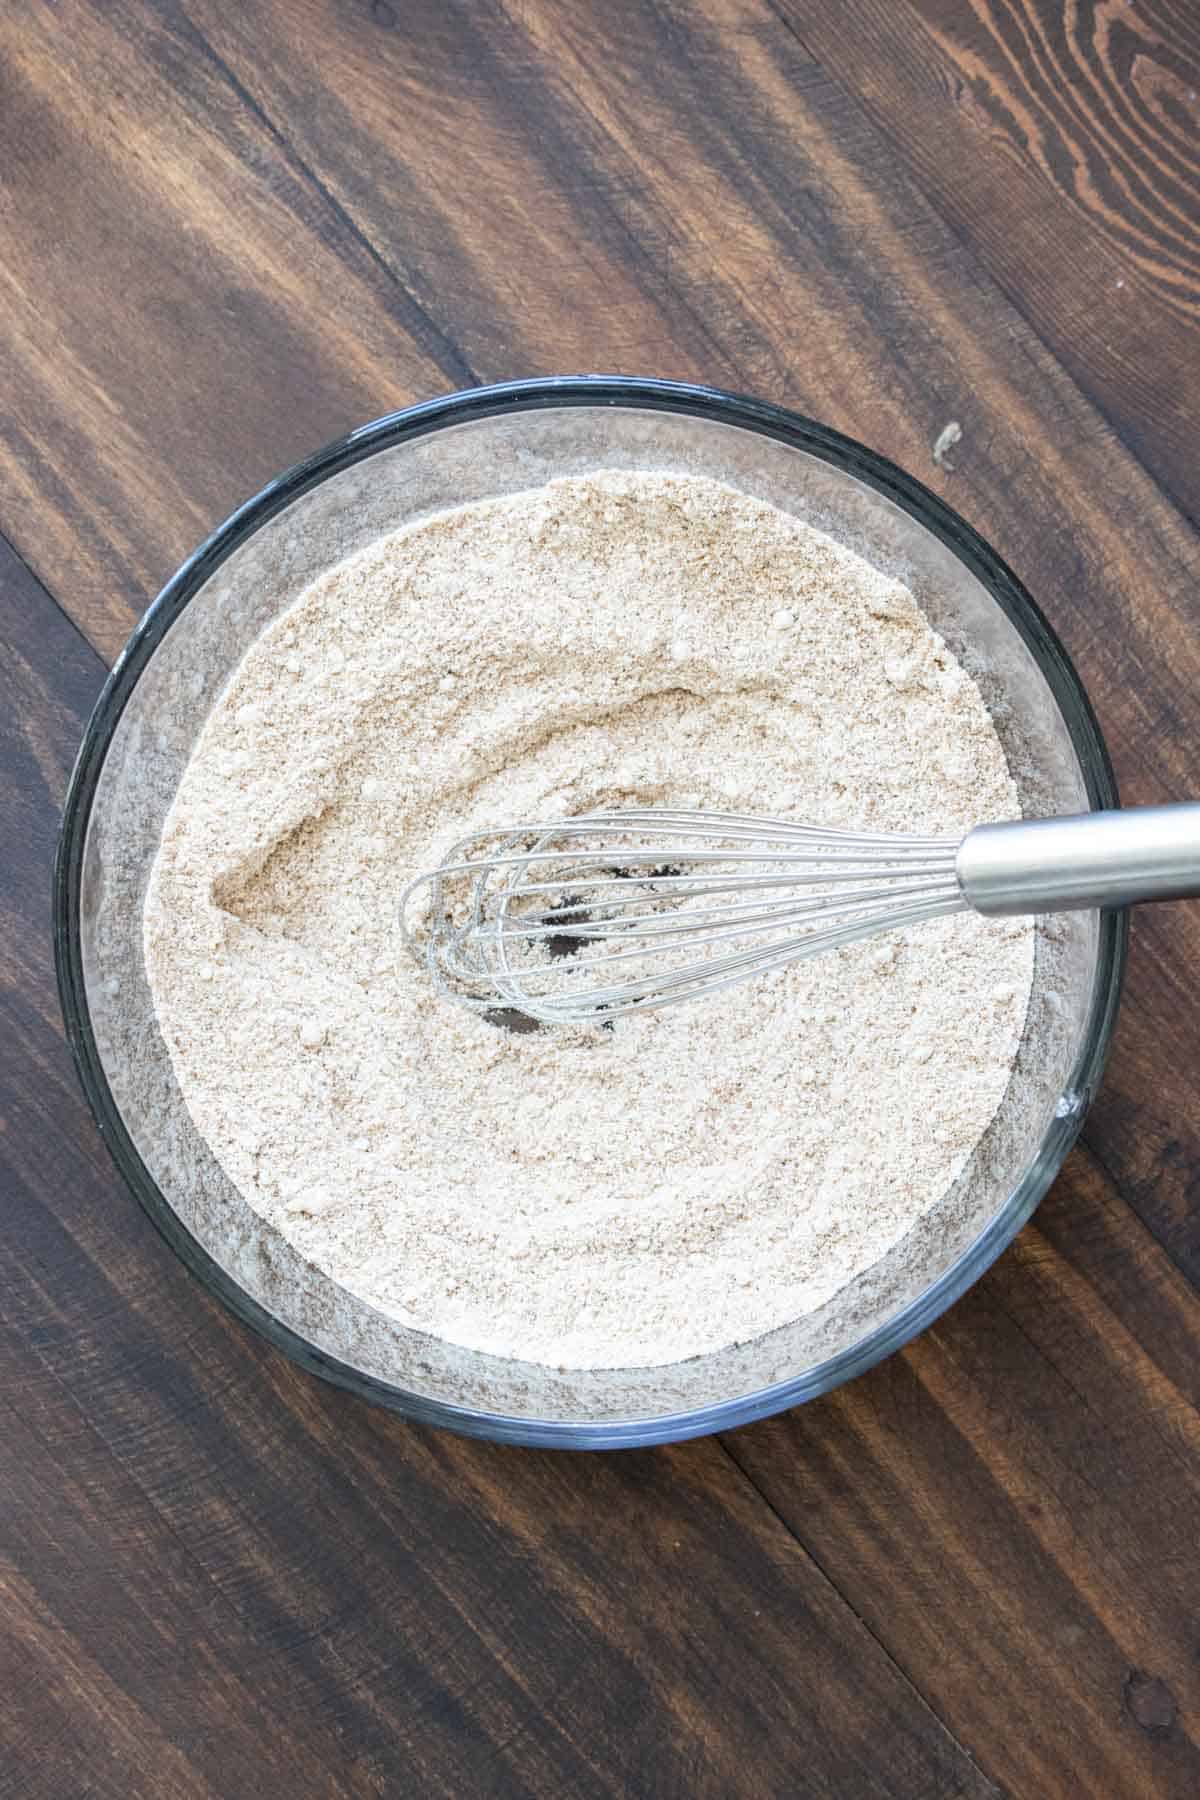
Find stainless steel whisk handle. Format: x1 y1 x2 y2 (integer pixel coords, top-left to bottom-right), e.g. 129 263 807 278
957 804 1200 915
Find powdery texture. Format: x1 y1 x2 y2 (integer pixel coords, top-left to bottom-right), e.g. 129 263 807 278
144 471 1033 1370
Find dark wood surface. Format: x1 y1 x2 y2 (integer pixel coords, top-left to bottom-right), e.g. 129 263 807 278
2 3 1199 1794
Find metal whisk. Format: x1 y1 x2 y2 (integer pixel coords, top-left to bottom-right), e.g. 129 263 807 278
399 804 1200 1026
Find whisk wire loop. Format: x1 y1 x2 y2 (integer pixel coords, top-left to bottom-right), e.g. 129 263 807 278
399 809 967 1025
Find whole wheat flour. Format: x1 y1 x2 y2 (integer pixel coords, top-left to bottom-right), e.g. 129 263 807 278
144 471 1034 1370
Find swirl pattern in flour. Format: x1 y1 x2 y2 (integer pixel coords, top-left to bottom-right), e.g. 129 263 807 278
144 471 1033 1369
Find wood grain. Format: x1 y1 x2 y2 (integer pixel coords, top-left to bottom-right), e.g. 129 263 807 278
3 1 1200 1794
0 0 463 657
778 0 1200 525
729 1146 1200 1796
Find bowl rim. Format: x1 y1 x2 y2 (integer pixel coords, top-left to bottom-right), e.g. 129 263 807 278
54 375 1127 1448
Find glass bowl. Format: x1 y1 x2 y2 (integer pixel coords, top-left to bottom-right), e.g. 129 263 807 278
54 377 1125 1447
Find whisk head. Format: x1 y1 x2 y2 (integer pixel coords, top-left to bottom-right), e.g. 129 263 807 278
399 810 967 1026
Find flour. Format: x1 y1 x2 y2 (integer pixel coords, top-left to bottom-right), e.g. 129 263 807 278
144 471 1033 1371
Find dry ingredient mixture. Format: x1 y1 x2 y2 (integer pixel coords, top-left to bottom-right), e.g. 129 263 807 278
145 471 1034 1370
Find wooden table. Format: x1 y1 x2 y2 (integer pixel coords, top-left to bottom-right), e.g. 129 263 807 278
3 4 1199 1794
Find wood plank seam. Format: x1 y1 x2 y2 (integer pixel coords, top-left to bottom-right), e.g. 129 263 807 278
0 527 108 682
1000 1210 1200 1508
475 9 746 380
717 1436 1005 1796
1079 1128 1199 1299
763 0 1200 537
0 415 155 650
176 10 481 393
